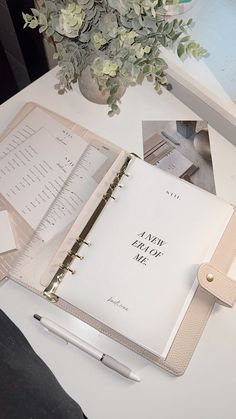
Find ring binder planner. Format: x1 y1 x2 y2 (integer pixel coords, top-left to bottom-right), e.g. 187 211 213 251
4 103 236 376
61 265 75 274
68 252 84 260
47 155 235 372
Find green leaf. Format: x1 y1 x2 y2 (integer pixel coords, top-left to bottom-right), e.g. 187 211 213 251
187 18 193 27
110 85 118 95
180 35 190 43
111 104 118 111
199 48 208 57
191 47 199 59
39 25 47 33
186 41 196 50
133 3 140 15
107 95 114 105
45 1 58 14
171 32 182 42
155 82 161 93
166 20 174 34
22 12 31 27
143 64 151 75
30 8 40 17
177 43 185 58
79 33 90 42
163 22 169 32
39 13 47 26
29 18 39 29
22 12 32 21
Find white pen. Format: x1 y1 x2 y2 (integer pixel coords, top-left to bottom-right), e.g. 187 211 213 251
33 314 140 382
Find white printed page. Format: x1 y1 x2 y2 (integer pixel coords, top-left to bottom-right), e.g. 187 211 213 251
0 127 87 231
0 107 109 241
0 107 82 159
39 145 107 241
57 158 233 358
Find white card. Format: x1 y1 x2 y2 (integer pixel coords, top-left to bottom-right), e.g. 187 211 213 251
156 149 193 177
0 210 16 254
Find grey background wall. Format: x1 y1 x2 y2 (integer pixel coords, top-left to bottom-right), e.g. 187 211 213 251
0 0 30 90
0 0 49 103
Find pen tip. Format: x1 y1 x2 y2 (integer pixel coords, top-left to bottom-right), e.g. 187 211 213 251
129 371 141 382
33 314 41 321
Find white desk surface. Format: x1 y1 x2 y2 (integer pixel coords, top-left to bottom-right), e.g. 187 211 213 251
1 68 236 419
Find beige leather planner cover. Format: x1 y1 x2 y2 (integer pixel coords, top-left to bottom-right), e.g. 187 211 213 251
2 103 236 376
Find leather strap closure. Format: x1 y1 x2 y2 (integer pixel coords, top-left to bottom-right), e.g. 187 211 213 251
198 263 236 307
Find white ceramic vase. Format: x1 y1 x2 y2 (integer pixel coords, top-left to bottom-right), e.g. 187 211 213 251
78 67 126 105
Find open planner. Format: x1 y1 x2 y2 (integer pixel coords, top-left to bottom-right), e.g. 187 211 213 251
1 102 236 375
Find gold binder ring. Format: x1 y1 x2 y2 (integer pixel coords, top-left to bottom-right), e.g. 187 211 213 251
76 238 91 246
75 254 84 260
60 264 75 274
103 194 109 202
69 251 84 260
103 193 116 201
113 174 119 182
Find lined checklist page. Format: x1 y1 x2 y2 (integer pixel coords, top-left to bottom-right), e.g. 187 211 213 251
0 108 107 239
0 127 87 231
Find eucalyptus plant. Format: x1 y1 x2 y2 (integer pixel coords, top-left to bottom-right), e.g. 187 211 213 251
23 0 207 115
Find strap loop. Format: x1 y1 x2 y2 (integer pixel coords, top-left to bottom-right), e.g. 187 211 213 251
198 263 236 307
